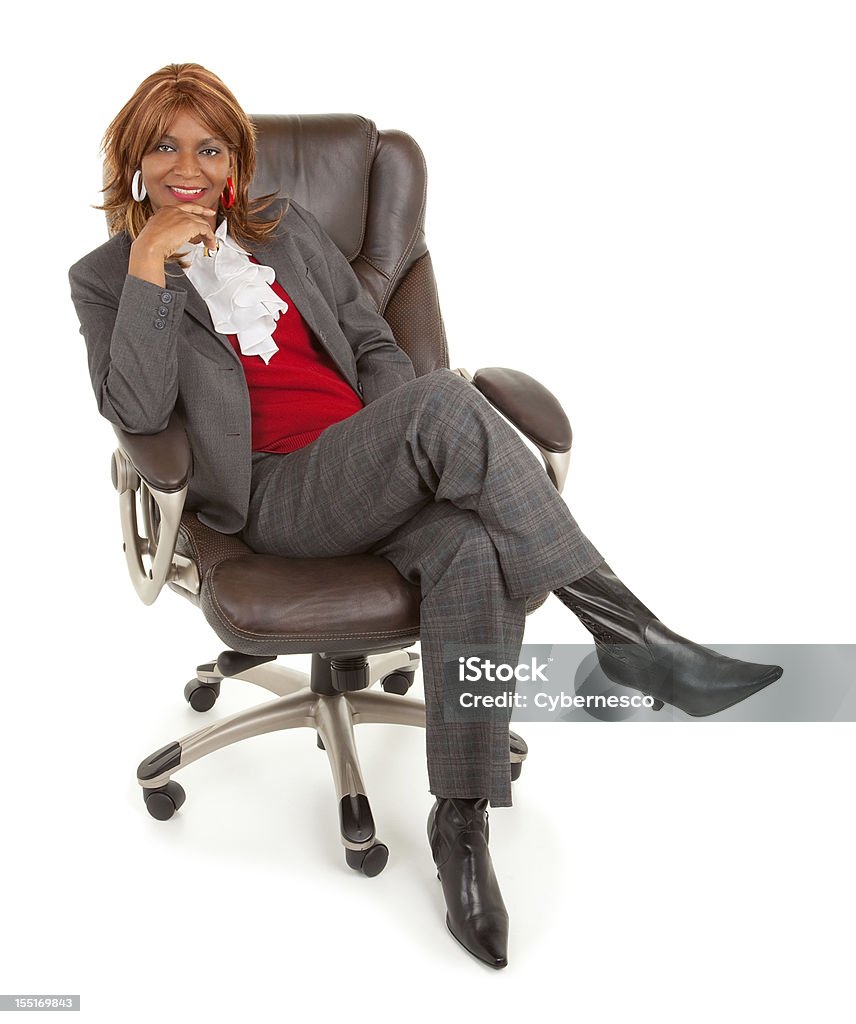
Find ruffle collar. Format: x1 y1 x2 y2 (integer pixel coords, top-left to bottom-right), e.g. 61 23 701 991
179 220 287 364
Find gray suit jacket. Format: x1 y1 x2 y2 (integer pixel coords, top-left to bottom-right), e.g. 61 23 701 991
69 199 416 533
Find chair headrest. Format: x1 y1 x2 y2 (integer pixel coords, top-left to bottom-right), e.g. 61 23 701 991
251 114 375 260
251 114 428 307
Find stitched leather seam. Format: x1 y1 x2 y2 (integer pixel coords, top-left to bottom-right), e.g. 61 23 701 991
336 117 374 262
357 252 390 279
380 159 427 311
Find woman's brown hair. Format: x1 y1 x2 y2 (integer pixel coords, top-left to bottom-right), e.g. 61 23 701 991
100 63 284 251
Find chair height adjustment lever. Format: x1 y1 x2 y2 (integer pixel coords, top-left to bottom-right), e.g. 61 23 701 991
217 651 277 677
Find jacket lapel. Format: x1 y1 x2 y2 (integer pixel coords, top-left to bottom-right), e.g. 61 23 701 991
254 233 327 338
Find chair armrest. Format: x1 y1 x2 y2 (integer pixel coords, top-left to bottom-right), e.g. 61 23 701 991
111 412 199 605
453 366 572 493
111 413 192 492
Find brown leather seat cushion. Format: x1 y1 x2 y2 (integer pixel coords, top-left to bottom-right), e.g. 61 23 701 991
176 512 420 653
208 553 420 645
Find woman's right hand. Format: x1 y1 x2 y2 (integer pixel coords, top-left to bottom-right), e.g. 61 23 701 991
128 204 218 288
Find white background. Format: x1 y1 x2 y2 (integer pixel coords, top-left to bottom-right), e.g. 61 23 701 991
2 1 854 1020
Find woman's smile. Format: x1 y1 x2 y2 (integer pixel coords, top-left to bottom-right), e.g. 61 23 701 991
166 185 209 202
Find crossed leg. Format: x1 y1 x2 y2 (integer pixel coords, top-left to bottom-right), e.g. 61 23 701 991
239 369 604 805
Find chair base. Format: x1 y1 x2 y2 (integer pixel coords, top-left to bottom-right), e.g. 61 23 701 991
137 650 527 874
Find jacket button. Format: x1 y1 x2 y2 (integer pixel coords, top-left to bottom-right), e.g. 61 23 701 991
154 318 166 330
160 292 173 304
158 306 169 316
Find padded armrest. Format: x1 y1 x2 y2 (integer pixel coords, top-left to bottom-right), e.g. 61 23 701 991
112 412 192 492
471 367 572 452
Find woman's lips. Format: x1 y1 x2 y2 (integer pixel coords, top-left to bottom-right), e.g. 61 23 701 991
167 186 207 202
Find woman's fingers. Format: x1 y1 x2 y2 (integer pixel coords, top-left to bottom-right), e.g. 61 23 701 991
173 204 217 219
138 206 220 257
189 229 219 250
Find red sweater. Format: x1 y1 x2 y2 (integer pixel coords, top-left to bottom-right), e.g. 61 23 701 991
227 275 364 453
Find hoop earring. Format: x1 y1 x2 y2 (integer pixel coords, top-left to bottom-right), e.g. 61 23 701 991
221 176 235 210
131 169 147 202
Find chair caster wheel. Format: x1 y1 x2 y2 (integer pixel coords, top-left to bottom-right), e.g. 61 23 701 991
345 842 389 877
143 780 186 821
509 729 528 756
509 729 526 782
184 679 219 712
381 670 414 695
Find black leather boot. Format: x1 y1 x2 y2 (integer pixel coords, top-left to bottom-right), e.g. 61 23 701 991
554 560 783 717
428 797 508 969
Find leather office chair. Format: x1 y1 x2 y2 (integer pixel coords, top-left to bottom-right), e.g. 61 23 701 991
112 115 573 876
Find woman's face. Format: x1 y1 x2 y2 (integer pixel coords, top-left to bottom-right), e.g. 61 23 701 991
140 108 234 220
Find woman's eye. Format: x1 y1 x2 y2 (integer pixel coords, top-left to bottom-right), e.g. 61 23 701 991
156 144 174 153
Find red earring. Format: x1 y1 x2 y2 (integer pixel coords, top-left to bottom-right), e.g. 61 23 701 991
221 177 235 210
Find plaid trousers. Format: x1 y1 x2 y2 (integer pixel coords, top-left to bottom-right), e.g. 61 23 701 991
239 369 603 806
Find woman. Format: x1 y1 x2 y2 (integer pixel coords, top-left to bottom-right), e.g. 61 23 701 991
70 64 783 970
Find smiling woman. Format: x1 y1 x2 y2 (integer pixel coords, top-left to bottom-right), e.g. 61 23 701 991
98 63 282 254
69 61 784 973
126 110 234 289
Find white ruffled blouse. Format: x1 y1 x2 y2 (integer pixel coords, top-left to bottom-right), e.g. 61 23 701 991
179 219 287 364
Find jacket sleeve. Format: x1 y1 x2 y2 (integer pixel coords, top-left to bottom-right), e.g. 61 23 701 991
292 204 416 404
69 256 188 434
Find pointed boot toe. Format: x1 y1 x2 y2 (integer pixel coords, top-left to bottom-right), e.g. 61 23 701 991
446 910 508 969
641 620 784 716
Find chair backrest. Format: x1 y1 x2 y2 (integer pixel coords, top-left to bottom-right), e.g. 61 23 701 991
251 114 448 377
